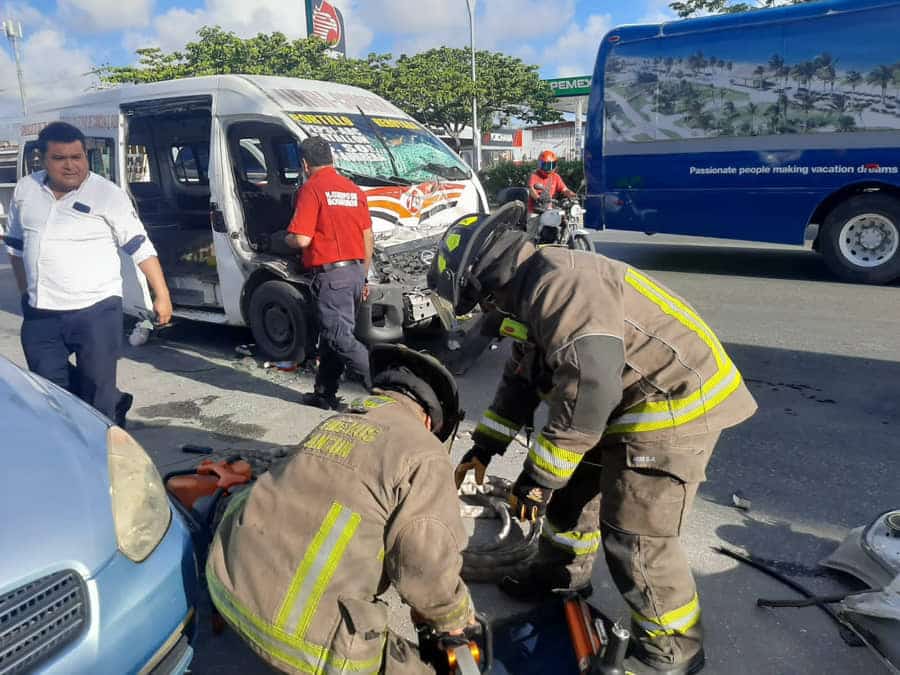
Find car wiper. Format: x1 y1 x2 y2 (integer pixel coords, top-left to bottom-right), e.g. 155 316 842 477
417 162 471 180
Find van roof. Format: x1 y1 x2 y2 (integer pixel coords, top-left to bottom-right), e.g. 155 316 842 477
607 0 898 42
23 74 410 123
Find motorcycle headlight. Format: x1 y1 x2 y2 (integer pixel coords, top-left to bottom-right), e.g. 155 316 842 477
107 426 171 562
569 204 584 218
539 210 562 228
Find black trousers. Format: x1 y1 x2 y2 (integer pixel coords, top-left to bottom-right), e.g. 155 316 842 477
21 295 123 420
312 264 371 397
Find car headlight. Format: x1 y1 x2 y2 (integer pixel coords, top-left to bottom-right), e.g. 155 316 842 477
107 426 171 562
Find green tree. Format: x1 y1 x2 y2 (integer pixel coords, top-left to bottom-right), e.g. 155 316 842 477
836 115 856 132
844 70 863 94
867 65 895 104
792 60 818 90
669 0 814 18
388 47 559 148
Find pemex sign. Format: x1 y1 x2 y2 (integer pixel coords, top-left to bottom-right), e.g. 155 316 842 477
545 76 592 98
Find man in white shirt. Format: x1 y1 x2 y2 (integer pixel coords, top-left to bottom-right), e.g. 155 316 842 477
6 121 172 423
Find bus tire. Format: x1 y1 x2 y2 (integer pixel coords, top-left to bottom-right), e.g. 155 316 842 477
248 280 308 362
820 193 900 284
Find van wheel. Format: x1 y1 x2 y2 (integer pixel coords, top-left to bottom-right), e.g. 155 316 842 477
820 194 900 284
248 280 308 362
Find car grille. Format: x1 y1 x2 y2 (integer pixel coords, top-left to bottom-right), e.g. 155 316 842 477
0 570 88 675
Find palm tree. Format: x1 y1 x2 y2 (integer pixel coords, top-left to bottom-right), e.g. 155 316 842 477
814 53 838 92
792 61 817 91
722 100 738 119
844 70 863 94
829 93 849 115
769 53 785 79
778 92 790 120
796 90 817 130
765 104 782 134
867 65 894 104
746 102 759 135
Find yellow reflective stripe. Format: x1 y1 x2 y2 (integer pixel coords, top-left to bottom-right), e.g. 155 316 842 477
207 572 383 674
276 503 343 630
527 433 582 479
427 593 473 627
293 511 361 638
475 410 521 442
541 520 601 555
608 269 741 433
632 593 701 638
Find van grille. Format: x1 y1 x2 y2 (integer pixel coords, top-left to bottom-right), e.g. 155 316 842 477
0 570 88 675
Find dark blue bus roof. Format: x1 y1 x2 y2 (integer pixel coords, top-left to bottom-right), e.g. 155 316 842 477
605 0 900 45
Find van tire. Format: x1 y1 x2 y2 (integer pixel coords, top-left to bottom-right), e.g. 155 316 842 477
820 194 900 284
248 280 308 362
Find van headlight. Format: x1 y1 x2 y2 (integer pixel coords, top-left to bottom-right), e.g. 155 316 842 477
107 426 171 562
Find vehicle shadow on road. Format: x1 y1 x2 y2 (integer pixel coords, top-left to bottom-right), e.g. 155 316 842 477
593 239 900 286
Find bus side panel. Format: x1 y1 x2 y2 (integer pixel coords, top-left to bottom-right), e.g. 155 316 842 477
602 146 900 245
587 2 900 243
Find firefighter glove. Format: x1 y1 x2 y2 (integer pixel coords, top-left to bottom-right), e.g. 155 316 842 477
454 445 494 488
509 472 554 522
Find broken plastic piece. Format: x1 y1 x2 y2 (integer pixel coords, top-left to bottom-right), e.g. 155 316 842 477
732 491 752 511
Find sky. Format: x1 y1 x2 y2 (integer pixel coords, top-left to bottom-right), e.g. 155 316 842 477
0 0 677 121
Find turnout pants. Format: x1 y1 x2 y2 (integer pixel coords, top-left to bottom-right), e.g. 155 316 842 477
312 264 371 397
539 432 720 667
20 295 123 420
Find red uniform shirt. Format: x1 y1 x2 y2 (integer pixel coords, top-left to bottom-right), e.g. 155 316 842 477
527 170 569 212
288 166 372 268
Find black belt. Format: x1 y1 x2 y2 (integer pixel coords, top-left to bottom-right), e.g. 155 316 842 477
313 259 364 273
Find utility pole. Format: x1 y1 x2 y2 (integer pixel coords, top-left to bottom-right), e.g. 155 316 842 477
2 19 27 117
464 0 480 172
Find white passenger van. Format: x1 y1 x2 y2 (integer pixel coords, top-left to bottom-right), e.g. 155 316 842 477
16 76 488 360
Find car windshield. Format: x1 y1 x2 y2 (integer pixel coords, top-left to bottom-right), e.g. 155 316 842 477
288 112 471 185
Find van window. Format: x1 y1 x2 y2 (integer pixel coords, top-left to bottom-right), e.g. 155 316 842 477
127 144 154 183
21 137 116 181
237 138 268 184
171 143 210 185
275 138 302 184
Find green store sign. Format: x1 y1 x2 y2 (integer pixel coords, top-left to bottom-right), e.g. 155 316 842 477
545 76 592 98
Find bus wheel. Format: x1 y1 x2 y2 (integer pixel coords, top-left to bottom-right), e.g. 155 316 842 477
248 280 308 362
820 194 900 284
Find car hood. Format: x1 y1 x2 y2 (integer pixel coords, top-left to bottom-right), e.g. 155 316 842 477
0 358 118 582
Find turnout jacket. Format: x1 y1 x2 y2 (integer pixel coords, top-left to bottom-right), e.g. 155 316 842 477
206 393 473 675
473 246 757 490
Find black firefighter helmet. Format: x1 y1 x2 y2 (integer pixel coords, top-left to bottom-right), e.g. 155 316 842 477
369 344 463 443
427 201 527 316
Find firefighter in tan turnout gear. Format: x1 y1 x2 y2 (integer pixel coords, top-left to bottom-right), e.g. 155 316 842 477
429 203 758 675
206 345 475 674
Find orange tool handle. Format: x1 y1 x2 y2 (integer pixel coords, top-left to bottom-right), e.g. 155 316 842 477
564 597 599 674
197 459 253 489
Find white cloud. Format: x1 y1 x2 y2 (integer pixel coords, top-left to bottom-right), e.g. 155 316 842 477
58 0 155 31
638 0 678 23
0 26 98 118
121 0 372 60
547 13 613 77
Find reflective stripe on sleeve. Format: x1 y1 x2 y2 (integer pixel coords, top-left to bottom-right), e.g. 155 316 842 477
607 269 743 434
474 410 522 443
541 519 601 556
632 593 701 639
527 433 582 480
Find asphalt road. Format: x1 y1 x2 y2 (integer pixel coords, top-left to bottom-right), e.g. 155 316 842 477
1 231 897 674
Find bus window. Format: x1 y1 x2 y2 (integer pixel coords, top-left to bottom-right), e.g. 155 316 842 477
171 143 210 185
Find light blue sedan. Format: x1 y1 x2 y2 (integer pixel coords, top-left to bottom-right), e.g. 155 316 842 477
0 357 198 674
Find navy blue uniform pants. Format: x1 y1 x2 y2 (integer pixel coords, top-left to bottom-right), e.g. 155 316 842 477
21 295 123 420
312 264 371 397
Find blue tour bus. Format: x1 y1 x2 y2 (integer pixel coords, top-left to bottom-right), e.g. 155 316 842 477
584 0 900 283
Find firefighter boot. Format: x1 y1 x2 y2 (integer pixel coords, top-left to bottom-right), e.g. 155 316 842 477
621 618 705 674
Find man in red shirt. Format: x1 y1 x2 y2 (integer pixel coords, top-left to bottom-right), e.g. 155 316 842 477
285 137 374 410
527 150 576 213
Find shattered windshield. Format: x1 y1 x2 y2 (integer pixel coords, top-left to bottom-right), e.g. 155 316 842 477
288 112 471 185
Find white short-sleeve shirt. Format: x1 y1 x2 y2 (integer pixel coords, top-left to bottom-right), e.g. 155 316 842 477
6 171 158 311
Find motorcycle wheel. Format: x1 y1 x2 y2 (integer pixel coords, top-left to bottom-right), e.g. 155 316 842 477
571 234 593 252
